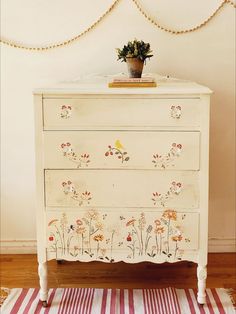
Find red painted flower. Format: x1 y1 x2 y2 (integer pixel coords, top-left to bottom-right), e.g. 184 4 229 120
177 144 182 149
126 233 132 241
49 236 54 241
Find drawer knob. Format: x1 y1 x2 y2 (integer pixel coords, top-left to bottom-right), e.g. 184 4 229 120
152 181 182 206
61 142 90 168
170 105 182 119
62 181 92 206
60 105 72 119
152 143 183 169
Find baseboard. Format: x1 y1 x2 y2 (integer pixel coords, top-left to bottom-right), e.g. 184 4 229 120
1 238 235 254
208 238 236 253
0 240 37 254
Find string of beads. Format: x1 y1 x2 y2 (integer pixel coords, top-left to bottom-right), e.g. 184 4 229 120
0 0 235 51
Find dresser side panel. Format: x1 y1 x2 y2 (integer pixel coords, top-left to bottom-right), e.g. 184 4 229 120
198 95 210 265
34 94 47 263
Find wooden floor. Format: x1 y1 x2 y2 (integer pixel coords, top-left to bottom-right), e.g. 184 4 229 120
1 253 235 293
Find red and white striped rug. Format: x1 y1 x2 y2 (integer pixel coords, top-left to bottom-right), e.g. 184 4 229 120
1 287 235 314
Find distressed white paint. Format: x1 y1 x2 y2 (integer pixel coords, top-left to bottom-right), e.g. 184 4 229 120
35 80 210 303
1 1 235 252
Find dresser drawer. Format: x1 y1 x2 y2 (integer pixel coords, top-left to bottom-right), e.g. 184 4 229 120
45 170 199 209
46 209 199 262
43 98 201 130
44 131 200 170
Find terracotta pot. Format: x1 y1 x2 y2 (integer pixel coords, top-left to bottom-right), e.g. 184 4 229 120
126 57 144 78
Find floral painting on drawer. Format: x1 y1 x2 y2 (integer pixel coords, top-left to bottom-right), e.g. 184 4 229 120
47 210 198 263
105 140 130 163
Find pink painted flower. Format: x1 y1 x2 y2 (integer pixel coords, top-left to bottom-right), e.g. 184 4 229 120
154 219 161 226
76 219 83 225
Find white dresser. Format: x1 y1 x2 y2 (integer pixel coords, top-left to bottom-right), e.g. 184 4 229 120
34 76 211 306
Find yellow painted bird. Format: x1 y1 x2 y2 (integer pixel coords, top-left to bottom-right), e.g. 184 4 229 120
115 139 124 150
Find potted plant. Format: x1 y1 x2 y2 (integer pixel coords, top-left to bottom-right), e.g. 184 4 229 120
116 39 153 78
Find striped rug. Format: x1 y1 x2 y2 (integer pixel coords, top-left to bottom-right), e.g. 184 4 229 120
1 287 235 314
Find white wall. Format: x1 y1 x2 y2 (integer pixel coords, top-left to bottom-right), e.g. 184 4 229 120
1 0 235 252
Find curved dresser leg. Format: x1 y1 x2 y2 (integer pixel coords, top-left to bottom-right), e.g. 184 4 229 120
38 262 48 307
197 264 207 305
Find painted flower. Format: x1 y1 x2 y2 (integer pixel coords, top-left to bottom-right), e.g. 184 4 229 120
86 209 99 221
126 219 136 226
172 235 183 242
60 213 68 226
126 233 132 241
138 212 146 230
162 209 177 221
48 219 58 226
76 226 86 234
95 222 103 231
154 219 161 226
48 236 54 241
93 234 104 242
76 219 83 226
155 227 165 234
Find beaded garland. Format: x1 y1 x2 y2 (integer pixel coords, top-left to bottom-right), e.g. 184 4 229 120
0 0 235 51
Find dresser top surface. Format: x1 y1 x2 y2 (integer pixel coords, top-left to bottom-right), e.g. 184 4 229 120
34 74 212 96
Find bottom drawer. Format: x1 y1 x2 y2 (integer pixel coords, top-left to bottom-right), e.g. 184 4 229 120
46 209 199 263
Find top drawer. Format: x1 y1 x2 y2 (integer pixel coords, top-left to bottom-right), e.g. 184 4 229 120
43 98 201 130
